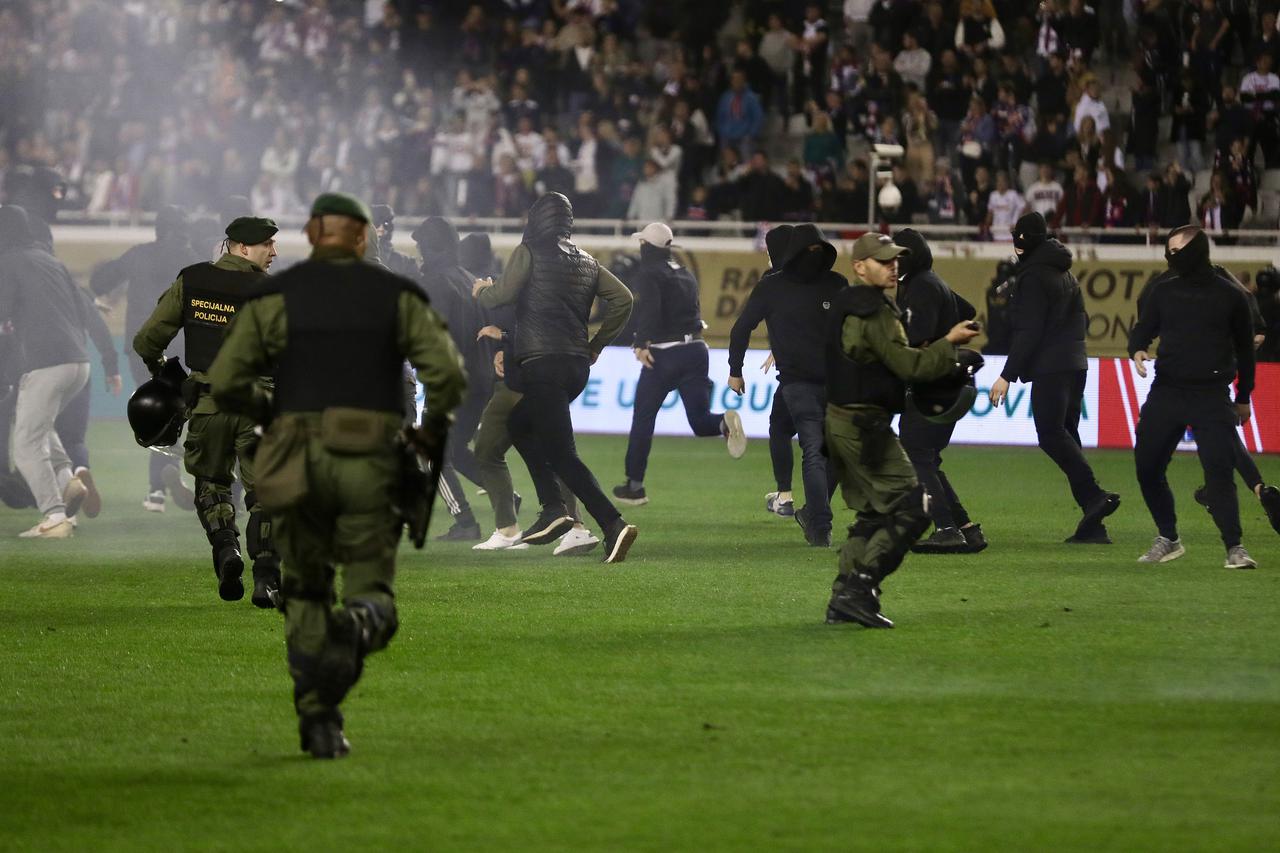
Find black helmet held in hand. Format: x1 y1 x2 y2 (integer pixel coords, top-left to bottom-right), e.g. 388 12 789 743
906 349 985 424
127 359 189 448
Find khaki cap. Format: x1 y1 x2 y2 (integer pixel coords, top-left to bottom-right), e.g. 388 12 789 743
851 232 910 262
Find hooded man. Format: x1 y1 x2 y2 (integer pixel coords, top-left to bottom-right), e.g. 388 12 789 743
727 223 846 546
1129 226 1259 568
412 215 490 541
990 211 1120 544
612 222 746 506
133 216 282 606
371 204 419 278
90 204 201 511
0 205 94 538
823 233 981 628
760 224 797 517
474 192 638 563
892 228 985 554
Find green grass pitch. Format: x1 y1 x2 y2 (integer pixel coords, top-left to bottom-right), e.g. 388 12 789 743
1 422 1278 852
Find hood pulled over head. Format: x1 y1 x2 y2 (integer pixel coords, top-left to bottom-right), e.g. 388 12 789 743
412 216 460 262
523 192 574 245
782 223 837 280
893 228 933 280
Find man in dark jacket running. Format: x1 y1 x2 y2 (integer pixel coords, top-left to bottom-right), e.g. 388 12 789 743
989 211 1120 543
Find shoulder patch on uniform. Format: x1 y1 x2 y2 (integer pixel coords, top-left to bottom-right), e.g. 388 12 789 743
844 285 887 317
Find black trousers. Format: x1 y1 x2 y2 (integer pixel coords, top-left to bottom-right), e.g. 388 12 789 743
623 342 723 483
898 407 970 530
768 387 794 492
778 381 835 533
509 354 620 531
1135 383 1242 548
1030 369 1104 510
438 382 490 519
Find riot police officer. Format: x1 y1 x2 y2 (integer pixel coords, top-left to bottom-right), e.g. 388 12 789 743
133 217 281 606
209 192 466 758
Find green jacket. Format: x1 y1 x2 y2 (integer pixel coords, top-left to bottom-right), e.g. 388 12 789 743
835 278 956 413
133 253 264 415
208 246 467 426
476 243 633 359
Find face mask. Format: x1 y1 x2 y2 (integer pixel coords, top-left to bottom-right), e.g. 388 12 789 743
1166 231 1210 275
793 250 828 279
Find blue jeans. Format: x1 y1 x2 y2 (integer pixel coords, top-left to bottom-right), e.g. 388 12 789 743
624 342 724 483
779 381 834 533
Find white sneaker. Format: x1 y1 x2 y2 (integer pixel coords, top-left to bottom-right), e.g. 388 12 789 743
723 410 747 459
554 525 600 556
1225 545 1257 569
62 476 88 518
18 517 74 539
143 491 166 513
472 530 529 551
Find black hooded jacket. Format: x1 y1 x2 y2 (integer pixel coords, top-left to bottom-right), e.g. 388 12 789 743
1129 262 1256 404
0 206 91 374
728 224 848 384
893 229 975 347
1001 238 1087 382
415 217 489 390
631 243 704 348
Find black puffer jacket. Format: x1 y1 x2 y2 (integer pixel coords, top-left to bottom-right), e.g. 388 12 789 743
893 228 974 347
515 192 600 361
1001 238 1087 382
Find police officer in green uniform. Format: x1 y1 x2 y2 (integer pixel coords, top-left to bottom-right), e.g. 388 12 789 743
823 234 980 628
133 216 280 606
209 193 466 759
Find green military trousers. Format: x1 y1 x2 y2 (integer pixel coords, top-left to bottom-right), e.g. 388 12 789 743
273 429 402 721
823 405 931 592
183 399 273 564
474 382 579 530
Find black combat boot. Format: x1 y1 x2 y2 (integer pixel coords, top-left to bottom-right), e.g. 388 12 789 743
251 556 282 609
826 573 893 628
299 711 350 759
211 532 244 602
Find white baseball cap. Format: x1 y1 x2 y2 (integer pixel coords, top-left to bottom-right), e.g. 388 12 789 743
632 222 677 247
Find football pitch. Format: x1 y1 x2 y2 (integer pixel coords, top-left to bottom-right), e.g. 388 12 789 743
1 423 1278 852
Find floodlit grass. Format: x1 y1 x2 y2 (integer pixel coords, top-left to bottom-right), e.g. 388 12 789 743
1 422 1278 852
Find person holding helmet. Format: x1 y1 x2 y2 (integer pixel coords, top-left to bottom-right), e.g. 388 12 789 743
990 210 1120 544
612 222 746 506
209 192 466 758
892 228 987 555
133 216 281 606
823 233 981 629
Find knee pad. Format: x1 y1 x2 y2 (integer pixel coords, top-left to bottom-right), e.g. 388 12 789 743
195 478 238 536
887 483 932 543
846 512 884 541
348 597 399 650
247 510 275 561
281 569 335 606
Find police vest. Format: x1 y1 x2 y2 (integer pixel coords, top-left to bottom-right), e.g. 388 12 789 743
179 262 265 371
267 260 421 415
515 239 599 361
824 285 907 412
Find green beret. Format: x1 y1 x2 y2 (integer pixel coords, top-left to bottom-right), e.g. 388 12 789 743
309 192 372 224
224 216 278 246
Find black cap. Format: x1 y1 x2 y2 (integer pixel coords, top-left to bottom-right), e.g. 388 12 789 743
1012 211 1048 252
225 216 278 246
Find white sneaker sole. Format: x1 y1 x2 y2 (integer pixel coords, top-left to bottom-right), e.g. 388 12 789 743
472 540 529 551
1225 556 1257 569
603 525 638 564
614 495 648 506
555 537 600 556
724 410 747 459
1138 544 1185 563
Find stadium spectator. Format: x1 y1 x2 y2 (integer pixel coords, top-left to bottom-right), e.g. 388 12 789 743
1026 162 1065 218
986 170 1026 242
1055 163 1104 228
716 70 764 160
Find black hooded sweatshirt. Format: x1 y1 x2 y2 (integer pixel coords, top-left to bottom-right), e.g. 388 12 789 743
1129 253 1256 404
1001 238 1087 382
89 207 200 343
728 224 848 384
416 217 490 391
0 206 91 374
631 243 704 348
893 229 975 347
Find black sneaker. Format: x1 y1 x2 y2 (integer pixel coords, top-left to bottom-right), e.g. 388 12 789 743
806 526 832 547
794 505 811 541
602 519 638 564
911 527 968 554
299 713 350 759
435 521 483 541
1065 522 1112 545
1259 485 1280 535
251 558 281 610
214 543 245 602
826 576 893 628
611 483 649 506
961 523 988 553
1193 485 1211 511
1076 492 1120 538
521 508 576 545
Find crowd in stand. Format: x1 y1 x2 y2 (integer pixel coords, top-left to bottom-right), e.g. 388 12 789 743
0 0 1277 236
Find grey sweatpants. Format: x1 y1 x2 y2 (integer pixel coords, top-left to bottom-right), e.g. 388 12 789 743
13 362 90 516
